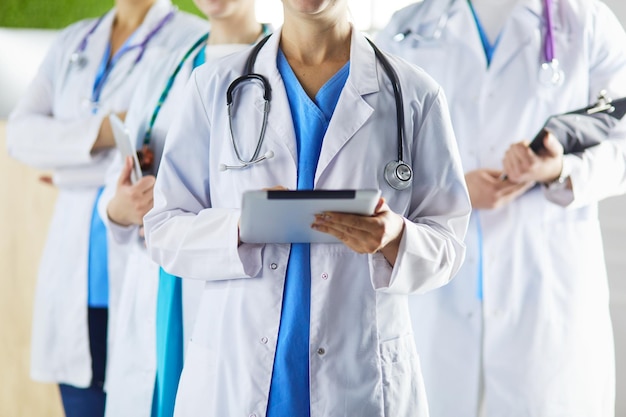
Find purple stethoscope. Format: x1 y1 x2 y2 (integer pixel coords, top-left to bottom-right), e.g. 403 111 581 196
538 0 564 86
69 9 175 111
69 9 174 70
393 0 564 87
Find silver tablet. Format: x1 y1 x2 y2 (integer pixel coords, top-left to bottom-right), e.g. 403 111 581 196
239 189 381 244
109 113 142 184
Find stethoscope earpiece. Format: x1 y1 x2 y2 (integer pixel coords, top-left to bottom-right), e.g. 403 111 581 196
384 161 413 190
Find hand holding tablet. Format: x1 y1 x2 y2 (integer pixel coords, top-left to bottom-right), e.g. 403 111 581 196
239 189 381 244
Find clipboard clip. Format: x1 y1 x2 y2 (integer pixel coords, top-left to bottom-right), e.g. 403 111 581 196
586 90 615 115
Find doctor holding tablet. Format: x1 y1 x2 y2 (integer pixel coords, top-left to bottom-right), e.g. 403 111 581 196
143 0 470 415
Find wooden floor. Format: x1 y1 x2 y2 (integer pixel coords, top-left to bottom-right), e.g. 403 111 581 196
0 120 63 416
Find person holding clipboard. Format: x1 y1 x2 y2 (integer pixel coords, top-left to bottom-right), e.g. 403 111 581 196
143 0 471 415
376 0 626 415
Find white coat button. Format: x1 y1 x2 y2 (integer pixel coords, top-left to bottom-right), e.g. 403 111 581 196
260 337 268 344
317 347 325 355
270 263 278 270
321 272 328 280
249 414 257 417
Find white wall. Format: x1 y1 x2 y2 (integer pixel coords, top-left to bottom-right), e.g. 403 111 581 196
596 3 626 415
0 29 57 118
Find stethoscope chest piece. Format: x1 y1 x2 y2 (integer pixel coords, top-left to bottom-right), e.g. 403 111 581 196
384 160 413 190
539 59 564 87
223 35 414 190
70 52 88 69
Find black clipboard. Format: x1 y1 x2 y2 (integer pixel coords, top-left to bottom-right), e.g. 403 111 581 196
530 91 626 154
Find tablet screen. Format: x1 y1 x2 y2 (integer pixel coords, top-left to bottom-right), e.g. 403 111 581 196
240 189 381 244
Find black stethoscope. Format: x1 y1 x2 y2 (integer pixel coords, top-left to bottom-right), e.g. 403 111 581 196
222 35 413 191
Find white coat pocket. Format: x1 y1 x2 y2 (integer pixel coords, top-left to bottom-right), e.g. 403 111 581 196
174 340 217 417
380 334 429 417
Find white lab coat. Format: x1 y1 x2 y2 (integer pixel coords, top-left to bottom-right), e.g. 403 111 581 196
98 41 259 417
376 1 626 416
6 0 206 388
143 28 471 417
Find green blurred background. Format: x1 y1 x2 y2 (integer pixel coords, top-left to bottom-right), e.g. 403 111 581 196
0 0 202 29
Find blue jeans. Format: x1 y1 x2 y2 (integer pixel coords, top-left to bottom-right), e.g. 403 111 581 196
59 308 107 417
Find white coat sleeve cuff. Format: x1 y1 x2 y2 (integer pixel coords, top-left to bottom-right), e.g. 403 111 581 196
369 218 455 294
542 154 579 206
146 209 264 281
107 221 140 245
51 162 108 188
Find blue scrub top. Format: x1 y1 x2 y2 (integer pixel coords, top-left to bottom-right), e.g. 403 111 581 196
151 44 208 417
88 187 109 307
266 49 349 417
468 0 501 67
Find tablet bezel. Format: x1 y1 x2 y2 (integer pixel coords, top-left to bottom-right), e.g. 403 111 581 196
239 189 381 244
109 113 142 184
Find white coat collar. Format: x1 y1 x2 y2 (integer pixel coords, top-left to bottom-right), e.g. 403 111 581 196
489 0 569 74
99 0 175 53
447 0 563 73
408 0 488 67
407 0 563 72
408 0 556 32
248 28 299 174
315 28 378 183
248 26 380 185
248 25 379 97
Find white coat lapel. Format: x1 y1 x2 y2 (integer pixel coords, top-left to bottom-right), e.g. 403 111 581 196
88 10 115 67
124 0 173 48
444 0 488 68
487 0 543 75
67 11 113 105
89 0 174 109
314 30 377 185
489 0 573 76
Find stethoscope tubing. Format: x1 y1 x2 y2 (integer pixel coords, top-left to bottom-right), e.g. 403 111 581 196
366 38 406 164
542 0 555 63
71 8 176 109
223 34 413 189
226 35 406 166
226 35 273 165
